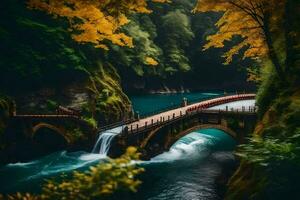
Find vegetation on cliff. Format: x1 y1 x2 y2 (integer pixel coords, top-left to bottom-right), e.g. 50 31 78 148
83 63 132 125
193 0 300 199
0 0 132 126
0 0 135 162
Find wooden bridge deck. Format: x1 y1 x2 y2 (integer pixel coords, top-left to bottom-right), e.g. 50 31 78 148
126 94 256 133
11 94 256 134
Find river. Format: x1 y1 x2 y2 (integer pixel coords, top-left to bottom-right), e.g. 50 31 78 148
0 92 238 199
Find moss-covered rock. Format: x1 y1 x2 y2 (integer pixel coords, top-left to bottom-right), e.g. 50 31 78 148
83 62 132 126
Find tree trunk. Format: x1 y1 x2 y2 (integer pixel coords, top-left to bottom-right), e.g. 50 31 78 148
263 16 285 81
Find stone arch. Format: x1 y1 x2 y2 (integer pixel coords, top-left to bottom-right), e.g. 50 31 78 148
164 124 237 150
141 124 237 150
32 123 71 144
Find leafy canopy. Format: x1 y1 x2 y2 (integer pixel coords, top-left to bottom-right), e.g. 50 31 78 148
27 0 170 50
193 0 285 65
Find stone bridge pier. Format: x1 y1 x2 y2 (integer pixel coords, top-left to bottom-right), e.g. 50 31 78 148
111 110 257 160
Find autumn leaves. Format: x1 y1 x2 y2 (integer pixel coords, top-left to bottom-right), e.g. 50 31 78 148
27 0 288 73
27 0 169 66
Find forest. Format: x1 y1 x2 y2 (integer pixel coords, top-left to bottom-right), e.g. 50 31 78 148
0 0 300 200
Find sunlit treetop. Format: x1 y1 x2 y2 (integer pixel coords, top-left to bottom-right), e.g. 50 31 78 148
145 57 159 66
193 0 285 66
27 0 170 50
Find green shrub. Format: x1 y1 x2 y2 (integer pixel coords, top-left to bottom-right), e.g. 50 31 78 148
83 117 97 129
236 136 299 168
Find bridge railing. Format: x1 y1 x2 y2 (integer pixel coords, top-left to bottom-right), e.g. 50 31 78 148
126 112 189 135
97 118 138 133
12 114 82 119
125 106 257 135
186 94 256 113
13 114 137 133
94 93 256 133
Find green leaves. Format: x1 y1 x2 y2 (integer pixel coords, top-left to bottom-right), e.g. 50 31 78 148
160 9 194 73
237 136 299 168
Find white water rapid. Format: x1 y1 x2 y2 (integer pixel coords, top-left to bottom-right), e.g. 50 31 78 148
92 126 124 155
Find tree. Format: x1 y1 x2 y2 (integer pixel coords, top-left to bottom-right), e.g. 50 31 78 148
160 9 195 73
27 0 169 50
193 0 286 80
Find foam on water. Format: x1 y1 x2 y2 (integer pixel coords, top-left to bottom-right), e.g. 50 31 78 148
151 132 210 162
0 151 106 193
92 126 124 155
145 129 235 166
79 153 106 161
129 129 237 200
201 93 220 96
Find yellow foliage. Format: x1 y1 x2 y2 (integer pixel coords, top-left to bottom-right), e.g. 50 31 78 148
194 0 285 65
247 67 262 83
27 0 169 50
5 193 40 200
145 57 159 66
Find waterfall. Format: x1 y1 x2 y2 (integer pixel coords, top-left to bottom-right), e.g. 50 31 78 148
92 126 124 156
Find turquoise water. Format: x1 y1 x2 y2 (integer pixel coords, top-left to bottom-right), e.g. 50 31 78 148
0 129 236 199
0 152 106 193
132 129 237 200
130 92 223 116
0 92 237 199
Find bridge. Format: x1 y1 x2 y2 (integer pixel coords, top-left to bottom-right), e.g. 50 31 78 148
4 93 257 162
107 94 257 159
12 114 83 135
1 107 98 164
5 109 96 161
